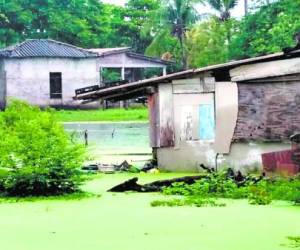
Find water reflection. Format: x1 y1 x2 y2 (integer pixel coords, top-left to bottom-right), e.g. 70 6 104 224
64 122 152 166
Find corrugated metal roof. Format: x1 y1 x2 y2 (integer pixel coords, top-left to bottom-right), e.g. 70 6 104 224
0 39 97 58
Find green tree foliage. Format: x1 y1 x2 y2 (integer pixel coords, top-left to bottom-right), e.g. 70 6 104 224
0 100 85 196
124 0 160 52
229 0 300 59
187 17 235 67
1 0 300 69
145 0 202 69
0 0 161 50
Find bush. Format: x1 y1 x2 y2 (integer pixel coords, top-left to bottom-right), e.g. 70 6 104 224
248 181 272 205
0 100 85 196
157 169 300 207
162 171 246 199
268 177 300 205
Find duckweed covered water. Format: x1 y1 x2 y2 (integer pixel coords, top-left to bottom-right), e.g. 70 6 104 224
0 173 299 250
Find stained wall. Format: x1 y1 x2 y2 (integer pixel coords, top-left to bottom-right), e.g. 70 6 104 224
3 58 100 108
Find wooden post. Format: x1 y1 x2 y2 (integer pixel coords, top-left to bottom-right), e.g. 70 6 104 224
121 67 125 81
163 66 167 76
99 67 103 86
120 67 127 109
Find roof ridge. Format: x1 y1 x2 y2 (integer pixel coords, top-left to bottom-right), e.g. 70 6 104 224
0 39 98 58
22 39 98 56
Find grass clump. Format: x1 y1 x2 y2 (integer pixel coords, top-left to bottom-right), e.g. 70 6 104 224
151 197 225 208
0 100 85 197
55 106 148 122
283 236 300 249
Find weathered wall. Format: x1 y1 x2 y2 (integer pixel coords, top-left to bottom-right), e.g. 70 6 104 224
234 81 300 141
3 58 100 108
158 84 175 147
97 53 167 68
157 142 290 173
157 82 216 172
156 79 299 172
0 59 6 109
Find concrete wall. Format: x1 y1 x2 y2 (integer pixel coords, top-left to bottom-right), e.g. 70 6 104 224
0 59 6 109
97 53 167 68
3 57 100 108
157 141 291 173
155 81 292 173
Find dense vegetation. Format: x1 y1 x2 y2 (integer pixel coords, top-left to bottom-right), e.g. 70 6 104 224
151 170 300 207
0 101 85 196
1 0 299 69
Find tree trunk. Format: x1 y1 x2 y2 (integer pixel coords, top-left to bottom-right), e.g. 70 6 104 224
179 34 188 70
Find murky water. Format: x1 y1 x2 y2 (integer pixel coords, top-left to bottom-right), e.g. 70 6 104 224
63 122 152 166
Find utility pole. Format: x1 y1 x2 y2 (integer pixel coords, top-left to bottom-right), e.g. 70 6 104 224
244 0 248 15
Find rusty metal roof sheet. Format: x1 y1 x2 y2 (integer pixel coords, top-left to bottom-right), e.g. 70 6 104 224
0 39 97 58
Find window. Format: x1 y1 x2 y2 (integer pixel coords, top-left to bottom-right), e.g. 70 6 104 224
50 72 62 99
199 104 215 140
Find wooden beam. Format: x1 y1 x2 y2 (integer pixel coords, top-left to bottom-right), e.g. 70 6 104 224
243 73 300 83
103 87 155 101
230 58 300 82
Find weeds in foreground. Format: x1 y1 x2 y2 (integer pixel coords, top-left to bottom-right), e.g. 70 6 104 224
151 197 226 207
282 237 300 249
248 181 272 205
152 170 300 207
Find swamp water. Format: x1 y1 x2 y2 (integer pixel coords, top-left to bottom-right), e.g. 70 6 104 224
64 122 152 167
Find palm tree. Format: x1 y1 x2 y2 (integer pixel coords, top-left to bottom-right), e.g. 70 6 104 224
206 0 238 21
206 0 237 43
147 0 202 69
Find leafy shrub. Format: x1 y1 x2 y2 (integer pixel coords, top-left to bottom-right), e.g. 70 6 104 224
0 100 85 196
163 171 246 199
268 177 300 205
0 168 9 192
248 181 272 205
158 170 300 207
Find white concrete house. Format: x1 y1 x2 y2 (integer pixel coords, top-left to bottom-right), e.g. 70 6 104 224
0 39 170 109
0 39 100 109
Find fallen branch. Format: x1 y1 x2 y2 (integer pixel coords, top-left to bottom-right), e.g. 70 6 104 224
108 175 204 192
108 166 266 193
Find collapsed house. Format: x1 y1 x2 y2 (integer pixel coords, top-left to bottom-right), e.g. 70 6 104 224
75 48 300 173
0 39 169 109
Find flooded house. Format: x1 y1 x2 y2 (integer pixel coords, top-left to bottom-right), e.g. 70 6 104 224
75 47 300 173
0 39 169 109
